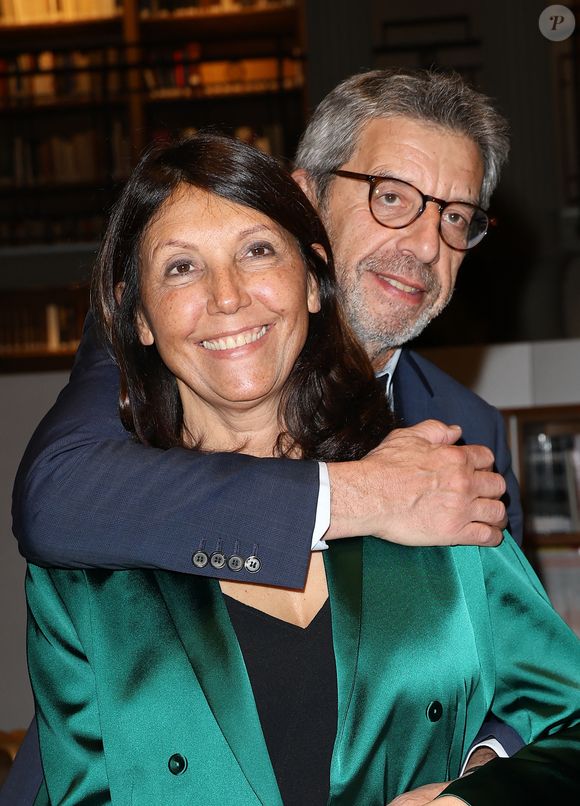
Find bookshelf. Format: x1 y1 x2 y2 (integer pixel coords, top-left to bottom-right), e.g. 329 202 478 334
503 404 580 638
503 405 580 548
0 283 89 372
0 0 305 369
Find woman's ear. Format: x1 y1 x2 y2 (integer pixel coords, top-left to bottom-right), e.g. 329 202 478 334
136 309 154 346
114 281 125 306
306 273 321 314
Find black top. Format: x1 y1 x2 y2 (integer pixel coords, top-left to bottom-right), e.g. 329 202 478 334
224 595 338 806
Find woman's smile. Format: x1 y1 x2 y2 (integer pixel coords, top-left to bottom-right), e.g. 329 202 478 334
199 323 271 352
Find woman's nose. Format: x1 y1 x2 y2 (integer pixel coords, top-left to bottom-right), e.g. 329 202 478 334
206 267 252 315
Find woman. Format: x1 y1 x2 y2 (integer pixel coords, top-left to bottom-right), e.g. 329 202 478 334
26 134 580 805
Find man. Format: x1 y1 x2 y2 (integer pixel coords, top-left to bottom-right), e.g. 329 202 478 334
3 69 514 804
293 68 521 545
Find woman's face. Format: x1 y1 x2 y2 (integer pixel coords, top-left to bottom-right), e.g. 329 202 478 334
136 185 321 428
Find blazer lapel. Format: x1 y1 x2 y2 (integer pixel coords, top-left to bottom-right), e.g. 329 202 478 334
152 571 282 806
394 349 439 426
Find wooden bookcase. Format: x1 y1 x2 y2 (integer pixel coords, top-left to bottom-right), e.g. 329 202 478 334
502 404 580 548
0 0 305 370
502 404 580 637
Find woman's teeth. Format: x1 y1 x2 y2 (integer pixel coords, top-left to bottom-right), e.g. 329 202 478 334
201 325 267 351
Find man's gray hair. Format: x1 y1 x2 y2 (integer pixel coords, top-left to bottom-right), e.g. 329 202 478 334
295 68 510 209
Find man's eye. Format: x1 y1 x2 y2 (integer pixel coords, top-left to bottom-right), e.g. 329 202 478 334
377 192 401 206
444 211 469 229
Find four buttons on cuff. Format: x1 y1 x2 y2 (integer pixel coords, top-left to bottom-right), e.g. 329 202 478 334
168 753 188 776
192 549 261 573
426 700 443 722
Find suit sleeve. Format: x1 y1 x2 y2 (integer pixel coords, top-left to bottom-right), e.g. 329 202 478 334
12 315 318 588
26 565 112 805
490 406 523 547
0 719 43 806
443 535 580 804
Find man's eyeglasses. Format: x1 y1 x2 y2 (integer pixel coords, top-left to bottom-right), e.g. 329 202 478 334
330 169 494 251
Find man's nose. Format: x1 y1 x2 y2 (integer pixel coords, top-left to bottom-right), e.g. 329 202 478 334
395 203 441 265
206 267 252 315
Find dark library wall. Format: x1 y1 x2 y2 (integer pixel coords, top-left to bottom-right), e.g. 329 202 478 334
1 0 579 366
306 0 580 347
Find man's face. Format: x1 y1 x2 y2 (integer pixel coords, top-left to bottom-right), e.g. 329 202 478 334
319 116 485 370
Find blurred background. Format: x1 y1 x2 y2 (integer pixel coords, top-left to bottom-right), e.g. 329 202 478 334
1 0 580 764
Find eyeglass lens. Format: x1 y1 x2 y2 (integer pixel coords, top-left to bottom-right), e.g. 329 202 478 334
370 178 488 250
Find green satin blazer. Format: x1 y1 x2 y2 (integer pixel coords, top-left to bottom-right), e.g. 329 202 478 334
27 534 580 805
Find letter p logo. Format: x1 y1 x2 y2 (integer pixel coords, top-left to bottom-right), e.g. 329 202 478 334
539 5 576 40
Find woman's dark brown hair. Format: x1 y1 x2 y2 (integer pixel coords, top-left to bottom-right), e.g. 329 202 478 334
92 132 394 461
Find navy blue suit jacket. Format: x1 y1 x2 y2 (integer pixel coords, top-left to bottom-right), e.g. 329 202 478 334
3 331 523 804
393 349 523 545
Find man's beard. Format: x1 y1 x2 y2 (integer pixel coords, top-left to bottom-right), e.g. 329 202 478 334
337 250 454 366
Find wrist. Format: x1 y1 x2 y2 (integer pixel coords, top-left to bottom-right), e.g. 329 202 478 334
326 459 383 540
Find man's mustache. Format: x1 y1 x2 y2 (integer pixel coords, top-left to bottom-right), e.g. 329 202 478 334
360 252 439 293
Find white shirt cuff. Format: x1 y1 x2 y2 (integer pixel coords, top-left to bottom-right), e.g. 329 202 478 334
459 738 509 776
311 462 330 551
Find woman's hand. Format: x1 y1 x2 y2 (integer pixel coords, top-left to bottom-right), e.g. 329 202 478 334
386 781 449 805
387 786 466 806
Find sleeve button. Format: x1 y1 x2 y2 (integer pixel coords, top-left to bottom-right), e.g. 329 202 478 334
244 555 261 573
228 555 243 571
192 551 208 568
210 552 226 569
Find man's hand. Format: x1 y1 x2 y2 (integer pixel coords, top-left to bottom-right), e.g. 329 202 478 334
326 419 506 546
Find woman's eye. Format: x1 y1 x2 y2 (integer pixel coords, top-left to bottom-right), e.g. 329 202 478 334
167 261 194 276
247 242 274 258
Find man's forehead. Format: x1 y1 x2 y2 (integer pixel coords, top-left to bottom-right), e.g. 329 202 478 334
348 115 484 200
352 115 479 165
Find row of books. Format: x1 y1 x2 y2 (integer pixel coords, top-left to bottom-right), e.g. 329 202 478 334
0 50 302 104
0 48 126 101
139 0 294 15
0 0 292 25
144 54 303 98
0 211 104 244
1 119 281 190
0 121 129 186
0 0 119 24
525 432 580 534
0 301 84 353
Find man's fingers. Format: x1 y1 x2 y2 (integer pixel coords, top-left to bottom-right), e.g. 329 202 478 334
456 522 504 547
391 419 462 446
469 498 507 529
472 468 507 500
462 443 495 472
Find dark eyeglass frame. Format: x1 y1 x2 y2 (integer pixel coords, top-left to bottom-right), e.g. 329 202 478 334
330 169 495 251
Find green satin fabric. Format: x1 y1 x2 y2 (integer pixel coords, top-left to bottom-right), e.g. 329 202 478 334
27 533 580 805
